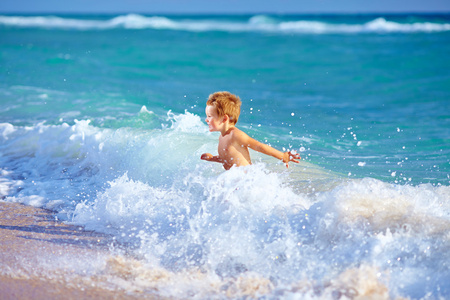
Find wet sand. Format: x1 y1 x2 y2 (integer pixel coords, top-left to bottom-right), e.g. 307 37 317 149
0 201 144 299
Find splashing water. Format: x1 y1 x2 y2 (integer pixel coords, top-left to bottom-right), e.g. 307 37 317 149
1 110 448 298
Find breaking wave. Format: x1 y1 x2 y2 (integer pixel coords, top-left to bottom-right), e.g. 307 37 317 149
1 14 450 34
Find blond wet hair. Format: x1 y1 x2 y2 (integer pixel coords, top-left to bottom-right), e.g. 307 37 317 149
206 91 242 125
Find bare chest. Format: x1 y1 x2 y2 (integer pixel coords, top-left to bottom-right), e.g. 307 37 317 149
218 135 232 158
217 134 251 167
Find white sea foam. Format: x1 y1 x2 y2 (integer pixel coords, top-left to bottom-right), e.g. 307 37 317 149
0 108 449 298
0 123 15 140
278 17 450 33
1 14 449 34
0 15 107 30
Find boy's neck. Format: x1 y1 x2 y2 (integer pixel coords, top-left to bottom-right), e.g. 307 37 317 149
220 123 235 136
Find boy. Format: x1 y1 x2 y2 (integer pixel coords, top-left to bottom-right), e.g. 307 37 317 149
201 91 300 170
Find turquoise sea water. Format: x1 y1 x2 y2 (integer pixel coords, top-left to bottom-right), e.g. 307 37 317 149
1 14 449 298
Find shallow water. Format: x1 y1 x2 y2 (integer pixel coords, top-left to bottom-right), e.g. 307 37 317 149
0 13 449 299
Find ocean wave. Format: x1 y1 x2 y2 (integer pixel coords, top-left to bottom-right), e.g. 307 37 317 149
1 112 449 298
1 14 449 34
0 110 208 207
278 17 450 33
0 14 178 30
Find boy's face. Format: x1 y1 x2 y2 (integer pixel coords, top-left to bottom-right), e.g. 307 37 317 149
205 105 223 132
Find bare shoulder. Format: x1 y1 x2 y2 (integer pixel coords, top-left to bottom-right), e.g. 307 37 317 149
229 127 250 142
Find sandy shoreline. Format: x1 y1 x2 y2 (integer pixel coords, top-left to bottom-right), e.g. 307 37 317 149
0 201 146 299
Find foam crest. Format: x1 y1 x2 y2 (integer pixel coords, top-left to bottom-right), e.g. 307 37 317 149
107 14 177 29
0 110 209 210
0 120 110 208
365 17 450 32
166 110 207 133
278 17 450 33
0 123 15 140
1 14 449 34
0 15 107 30
322 178 450 235
248 15 277 25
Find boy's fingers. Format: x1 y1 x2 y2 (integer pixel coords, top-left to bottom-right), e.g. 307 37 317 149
290 159 300 164
285 152 301 166
201 153 212 160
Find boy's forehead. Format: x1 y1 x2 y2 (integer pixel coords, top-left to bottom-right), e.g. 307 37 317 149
206 105 217 114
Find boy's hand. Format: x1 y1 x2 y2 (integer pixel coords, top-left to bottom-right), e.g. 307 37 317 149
201 153 222 164
282 151 301 168
201 153 214 161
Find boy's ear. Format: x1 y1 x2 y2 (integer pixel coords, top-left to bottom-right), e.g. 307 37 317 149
222 114 230 123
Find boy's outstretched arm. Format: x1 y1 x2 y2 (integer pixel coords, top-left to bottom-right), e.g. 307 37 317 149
201 153 223 163
236 130 301 168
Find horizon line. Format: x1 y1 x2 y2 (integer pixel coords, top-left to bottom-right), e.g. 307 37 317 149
1 10 450 15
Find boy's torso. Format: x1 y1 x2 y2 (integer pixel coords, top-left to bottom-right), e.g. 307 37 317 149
218 128 251 169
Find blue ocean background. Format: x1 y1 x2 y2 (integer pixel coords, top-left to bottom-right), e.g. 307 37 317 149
0 13 449 299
